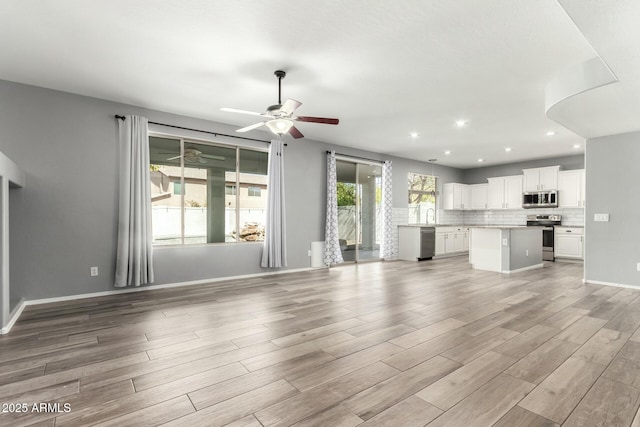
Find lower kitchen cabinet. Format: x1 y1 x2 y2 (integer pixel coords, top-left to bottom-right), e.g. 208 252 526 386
555 227 583 259
435 226 469 256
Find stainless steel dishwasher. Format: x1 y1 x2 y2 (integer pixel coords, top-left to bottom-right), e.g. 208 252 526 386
419 227 436 260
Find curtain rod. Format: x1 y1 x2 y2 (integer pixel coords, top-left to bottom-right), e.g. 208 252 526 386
327 151 384 164
114 115 286 145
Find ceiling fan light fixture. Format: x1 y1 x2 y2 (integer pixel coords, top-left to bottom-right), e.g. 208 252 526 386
266 118 293 135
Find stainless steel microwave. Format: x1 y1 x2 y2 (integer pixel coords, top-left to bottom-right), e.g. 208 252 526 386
523 190 558 208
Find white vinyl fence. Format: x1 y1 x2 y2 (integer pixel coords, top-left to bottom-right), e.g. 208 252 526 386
152 206 265 243
337 205 382 245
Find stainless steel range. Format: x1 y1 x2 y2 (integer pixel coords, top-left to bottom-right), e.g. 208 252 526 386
526 214 561 261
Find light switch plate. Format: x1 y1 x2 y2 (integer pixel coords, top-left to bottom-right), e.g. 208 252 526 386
502 238 508 246
594 213 610 222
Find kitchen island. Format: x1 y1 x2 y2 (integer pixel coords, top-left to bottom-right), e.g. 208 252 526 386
469 226 543 273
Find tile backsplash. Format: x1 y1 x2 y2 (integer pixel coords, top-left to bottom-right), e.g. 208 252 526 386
439 208 584 226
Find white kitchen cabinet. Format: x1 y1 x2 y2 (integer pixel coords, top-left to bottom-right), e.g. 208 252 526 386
487 175 523 209
444 233 456 253
436 226 469 255
435 232 445 255
469 184 488 210
487 178 504 209
443 183 471 210
523 166 560 191
453 232 465 252
555 227 583 259
558 169 586 208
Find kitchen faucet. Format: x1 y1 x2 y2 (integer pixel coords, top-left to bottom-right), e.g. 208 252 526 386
426 208 435 224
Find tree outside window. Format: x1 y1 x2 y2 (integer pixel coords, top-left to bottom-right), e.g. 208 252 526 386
408 172 437 224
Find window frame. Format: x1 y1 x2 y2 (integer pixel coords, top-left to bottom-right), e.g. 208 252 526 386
149 131 269 247
247 186 262 197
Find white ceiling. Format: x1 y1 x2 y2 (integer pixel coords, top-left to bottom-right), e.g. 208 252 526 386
0 1 635 168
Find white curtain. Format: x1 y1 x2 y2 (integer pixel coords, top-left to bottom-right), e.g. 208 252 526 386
324 151 344 265
381 160 395 259
261 140 287 268
115 115 154 287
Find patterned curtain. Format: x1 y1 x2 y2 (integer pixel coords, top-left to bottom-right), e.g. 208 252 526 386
324 151 344 266
381 160 395 259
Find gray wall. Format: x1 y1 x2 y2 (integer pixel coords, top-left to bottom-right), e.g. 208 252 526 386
462 154 584 184
0 79 464 301
585 131 640 286
509 228 543 271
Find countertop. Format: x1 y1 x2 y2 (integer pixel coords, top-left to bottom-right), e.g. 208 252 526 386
467 225 534 229
399 223 584 228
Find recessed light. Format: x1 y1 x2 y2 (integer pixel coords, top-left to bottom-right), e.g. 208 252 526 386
478 158 484 163
410 132 419 138
573 144 581 149
444 150 451 155
505 147 512 152
456 120 467 128
547 131 556 136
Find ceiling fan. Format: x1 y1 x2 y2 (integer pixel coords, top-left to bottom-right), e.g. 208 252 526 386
162 147 225 164
221 70 339 139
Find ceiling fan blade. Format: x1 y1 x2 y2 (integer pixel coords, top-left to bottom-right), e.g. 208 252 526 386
289 125 304 139
166 155 181 161
200 154 226 161
198 158 208 164
236 122 265 133
221 107 263 116
280 98 302 115
295 116 339 125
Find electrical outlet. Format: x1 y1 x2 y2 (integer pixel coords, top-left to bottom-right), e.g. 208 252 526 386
526 250 529 256
307 250 312 257
90 266 98 277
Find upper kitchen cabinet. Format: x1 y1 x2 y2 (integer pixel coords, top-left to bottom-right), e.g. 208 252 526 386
443 183 471 210
487 175 523 209
470 183 488 210
522 166 560 191
558 169 586 208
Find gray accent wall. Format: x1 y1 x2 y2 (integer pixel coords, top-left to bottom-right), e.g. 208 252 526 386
509 228 543 271
462 154 584 184
585 131 640 287
0 79 464 301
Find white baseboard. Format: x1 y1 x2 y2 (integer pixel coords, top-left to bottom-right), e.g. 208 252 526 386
1 299 26 335
585 279 640 290
554 258 584 264
501 263 544 274
434 252 469 260
2 266 325 333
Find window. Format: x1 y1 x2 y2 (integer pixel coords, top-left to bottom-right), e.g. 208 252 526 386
149 135 268 245
248 187 261 197
173 181 183 195
408 172 437 224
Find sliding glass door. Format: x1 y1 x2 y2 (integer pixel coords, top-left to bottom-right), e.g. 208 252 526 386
336 159 382 262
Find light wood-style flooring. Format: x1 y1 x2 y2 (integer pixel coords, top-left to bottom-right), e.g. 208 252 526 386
2 257 640 426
